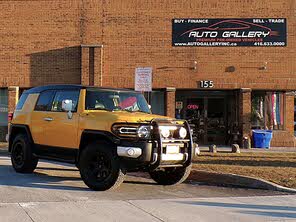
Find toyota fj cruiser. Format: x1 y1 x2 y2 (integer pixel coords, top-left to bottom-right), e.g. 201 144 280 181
9 85 194 191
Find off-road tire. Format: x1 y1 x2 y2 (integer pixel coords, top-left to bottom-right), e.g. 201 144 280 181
11 134 38 173
79 142 126 191
149 164 192 185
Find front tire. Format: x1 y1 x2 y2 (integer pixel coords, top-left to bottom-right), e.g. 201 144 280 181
11 134 38 173
79 142 126 191
149 164 192 185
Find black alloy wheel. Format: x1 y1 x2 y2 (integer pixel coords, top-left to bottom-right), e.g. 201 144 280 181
11 134 38 173
79 142 126 191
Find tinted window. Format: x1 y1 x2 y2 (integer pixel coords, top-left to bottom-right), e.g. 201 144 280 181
85 89 150 113
51 90 80 112
16 93 29 110
35 90 55 111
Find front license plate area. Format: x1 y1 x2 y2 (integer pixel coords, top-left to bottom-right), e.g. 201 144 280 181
166 145 180 154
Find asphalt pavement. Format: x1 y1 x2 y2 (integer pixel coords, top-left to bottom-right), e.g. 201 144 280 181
0 153 295 221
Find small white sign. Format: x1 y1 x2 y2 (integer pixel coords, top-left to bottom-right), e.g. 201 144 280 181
135 67 152 92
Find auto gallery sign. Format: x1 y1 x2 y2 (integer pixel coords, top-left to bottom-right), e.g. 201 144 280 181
172 18 287 47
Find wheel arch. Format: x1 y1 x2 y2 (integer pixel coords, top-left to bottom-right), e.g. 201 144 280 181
77 130 120 163
9 124 34 152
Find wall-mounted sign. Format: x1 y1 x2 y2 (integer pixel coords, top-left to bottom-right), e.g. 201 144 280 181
135 67 152 92
172 18 286 47
200 80 214 88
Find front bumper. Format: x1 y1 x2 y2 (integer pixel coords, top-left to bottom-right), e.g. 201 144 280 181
116 119 193 169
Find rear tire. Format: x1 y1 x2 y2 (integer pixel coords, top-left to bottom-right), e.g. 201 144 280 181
11 134 38 173
79 142 126 191
149 164 192 185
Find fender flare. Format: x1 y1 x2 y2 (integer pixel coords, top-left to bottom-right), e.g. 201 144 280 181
9 124 34 152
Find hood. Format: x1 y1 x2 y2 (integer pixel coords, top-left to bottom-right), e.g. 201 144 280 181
83 110 171 124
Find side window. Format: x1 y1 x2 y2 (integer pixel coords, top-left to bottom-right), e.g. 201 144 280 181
35 90 55 111
51 90 80 112
16 93 29 110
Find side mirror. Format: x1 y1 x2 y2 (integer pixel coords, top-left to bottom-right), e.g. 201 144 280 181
62 100 73 119
148 104 151 110
62 99 73 112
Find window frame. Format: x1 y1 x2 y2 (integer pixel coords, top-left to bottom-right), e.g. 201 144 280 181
16 93 29 111
34 90 56 112
251 91 286 131
49 90 80 113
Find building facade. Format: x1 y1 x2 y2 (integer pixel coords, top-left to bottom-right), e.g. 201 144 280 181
0 0 295 146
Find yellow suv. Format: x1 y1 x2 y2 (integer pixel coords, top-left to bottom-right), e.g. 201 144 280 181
9 85 193 191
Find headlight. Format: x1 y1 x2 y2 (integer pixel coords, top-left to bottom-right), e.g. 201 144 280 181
137 125 151 139
159 126 177 138
160 128 170 138
179 127 187 139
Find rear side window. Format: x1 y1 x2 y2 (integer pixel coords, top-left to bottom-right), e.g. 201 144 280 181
35 90 55 111
16 93 29 110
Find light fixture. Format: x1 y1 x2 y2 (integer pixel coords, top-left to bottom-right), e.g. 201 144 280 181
259 62 268 70
225 66 236 72
193 60 197 70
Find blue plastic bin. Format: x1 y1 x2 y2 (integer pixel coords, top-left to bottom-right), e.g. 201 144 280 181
252 130 273 148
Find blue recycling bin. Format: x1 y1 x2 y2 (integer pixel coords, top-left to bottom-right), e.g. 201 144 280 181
252 130 273 148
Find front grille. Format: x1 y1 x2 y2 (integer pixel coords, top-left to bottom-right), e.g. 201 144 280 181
150 119 192 165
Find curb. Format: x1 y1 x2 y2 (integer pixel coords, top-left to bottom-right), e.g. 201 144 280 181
188 170 296 194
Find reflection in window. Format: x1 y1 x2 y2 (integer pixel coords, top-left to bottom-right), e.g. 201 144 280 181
51 90 80 112
251 92 284 130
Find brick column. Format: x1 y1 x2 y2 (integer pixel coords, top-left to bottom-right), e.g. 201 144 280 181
94 46 103 86
165 87 176 118
8 86 19 113
81 45 103 86
238 88 252 145
285 93 294 134
81 47 90 85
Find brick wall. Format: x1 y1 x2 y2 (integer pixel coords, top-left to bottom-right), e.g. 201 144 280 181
0 0 82 87
165 89 176 117
96 0 295 91
0 0 295 146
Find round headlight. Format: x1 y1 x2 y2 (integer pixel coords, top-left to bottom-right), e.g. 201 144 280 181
179 127 187 139
137 126 151 139
160 128 170 138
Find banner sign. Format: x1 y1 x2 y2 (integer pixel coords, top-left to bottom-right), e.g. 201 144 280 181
135 67 152 92
172 18 286 47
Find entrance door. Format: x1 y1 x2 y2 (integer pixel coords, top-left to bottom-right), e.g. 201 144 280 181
206 98 226 144
185 97 227 145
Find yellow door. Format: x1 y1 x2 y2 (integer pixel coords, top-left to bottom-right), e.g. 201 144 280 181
43 90 80 148
30 111 50 145
30 90 56 145
43 112 79 148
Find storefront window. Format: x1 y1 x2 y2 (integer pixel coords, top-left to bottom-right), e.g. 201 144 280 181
144 91 165 115
251 91 285 130
0 89 8 141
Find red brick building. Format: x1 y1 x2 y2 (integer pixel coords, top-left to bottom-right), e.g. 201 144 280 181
0 0 295 146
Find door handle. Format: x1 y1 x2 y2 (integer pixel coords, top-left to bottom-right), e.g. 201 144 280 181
44 117 53 122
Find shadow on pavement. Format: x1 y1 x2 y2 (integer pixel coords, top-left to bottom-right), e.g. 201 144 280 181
0 161 157 191
177 201 296 219
240 210 296 219
0 164 89 191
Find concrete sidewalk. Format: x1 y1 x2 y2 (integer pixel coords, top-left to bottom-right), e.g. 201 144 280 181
1 195 296 222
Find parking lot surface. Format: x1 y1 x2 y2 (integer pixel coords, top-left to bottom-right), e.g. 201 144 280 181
0 154 295 221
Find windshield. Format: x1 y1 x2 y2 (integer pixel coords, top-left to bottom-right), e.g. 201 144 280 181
85 89 151 113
